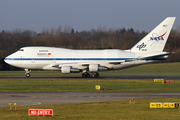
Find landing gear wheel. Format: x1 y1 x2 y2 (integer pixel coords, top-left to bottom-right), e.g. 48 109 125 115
82 72 90 78
95 73 99 78
82 73 86 78
91 72 99 78
25 69 31 78
26 73 30 78
86 73 90 78
91 74 95 78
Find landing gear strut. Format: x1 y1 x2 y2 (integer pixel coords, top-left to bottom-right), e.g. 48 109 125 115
25 69 31 78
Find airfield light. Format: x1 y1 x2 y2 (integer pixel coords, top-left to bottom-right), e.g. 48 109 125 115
9 103 12 110
128 98 131 103
14 103 17 111
132 98 135 104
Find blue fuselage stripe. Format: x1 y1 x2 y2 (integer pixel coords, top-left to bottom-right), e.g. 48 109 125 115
4 57 167 61
4 58 135 60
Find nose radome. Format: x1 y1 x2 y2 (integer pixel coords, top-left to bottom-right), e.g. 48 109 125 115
4 53 15 65
4 56 11 64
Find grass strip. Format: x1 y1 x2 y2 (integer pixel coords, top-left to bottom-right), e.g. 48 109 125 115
0 79 180 91
0 97 180 120
1 62 180 77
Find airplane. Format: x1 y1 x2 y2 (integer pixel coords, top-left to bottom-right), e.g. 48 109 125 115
4 17 176 78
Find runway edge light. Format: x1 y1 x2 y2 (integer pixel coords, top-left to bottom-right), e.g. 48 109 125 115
132 98 135 104
9 103 12 110
128 98 131 104
14 103 17 111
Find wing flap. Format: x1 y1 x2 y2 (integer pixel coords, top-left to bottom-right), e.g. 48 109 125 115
108 60 125 64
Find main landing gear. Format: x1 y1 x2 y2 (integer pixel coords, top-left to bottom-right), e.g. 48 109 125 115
82 72 90 78
25 69 31 78
82 72 99 78
91 72 99 78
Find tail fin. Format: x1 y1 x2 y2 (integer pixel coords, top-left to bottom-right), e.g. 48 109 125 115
130 17 176 53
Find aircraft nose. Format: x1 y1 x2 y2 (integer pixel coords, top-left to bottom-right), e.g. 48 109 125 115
4 56 11 64
4 53 15 65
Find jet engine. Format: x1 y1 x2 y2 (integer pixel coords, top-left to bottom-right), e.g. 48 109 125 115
89 64 98 72
61 66 70 74
61 66 80 74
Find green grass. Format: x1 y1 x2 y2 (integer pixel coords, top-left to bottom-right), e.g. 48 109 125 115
0 79 180 91
1 62 180 77
0 62 180 119
101 62 180 76
0 98 180 120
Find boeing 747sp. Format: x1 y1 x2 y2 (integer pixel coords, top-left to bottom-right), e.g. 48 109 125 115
4 17 176 78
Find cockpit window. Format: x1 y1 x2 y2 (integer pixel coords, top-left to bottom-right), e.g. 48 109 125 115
18 49 24 51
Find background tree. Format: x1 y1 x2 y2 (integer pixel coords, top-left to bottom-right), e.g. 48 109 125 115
0 27 180 70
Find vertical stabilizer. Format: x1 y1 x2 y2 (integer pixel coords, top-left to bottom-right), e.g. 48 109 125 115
130 17 176 53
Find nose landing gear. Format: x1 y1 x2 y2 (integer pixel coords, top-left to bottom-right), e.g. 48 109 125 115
25 69 31 78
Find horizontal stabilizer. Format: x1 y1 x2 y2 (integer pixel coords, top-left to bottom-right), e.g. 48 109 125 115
139 52 171 60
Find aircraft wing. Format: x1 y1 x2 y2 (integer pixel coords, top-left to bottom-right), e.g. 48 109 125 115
52 60 125 69
52 62 89 67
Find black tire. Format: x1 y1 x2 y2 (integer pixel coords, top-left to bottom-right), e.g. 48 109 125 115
95 73 99 78
82 73 86 78
86 73 90 78
91 74 95 78
26 73 30 78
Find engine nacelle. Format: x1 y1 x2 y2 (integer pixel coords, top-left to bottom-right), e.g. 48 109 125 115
70 68 80 73
98 66 108 71
89 64 98 72
61 66 70 74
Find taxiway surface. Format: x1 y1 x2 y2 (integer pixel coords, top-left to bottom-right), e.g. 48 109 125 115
0 76 180 79
1 91 180 107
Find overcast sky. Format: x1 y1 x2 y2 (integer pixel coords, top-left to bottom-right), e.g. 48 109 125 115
0 0 179 33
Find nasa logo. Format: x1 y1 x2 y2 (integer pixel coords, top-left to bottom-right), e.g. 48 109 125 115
149 32 167 46
149 32 167 41
150 37 164 40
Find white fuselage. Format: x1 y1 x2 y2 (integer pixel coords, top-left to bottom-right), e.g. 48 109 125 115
4 46 159 71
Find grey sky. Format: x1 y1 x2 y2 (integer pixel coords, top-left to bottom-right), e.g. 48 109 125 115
0 0 179 33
